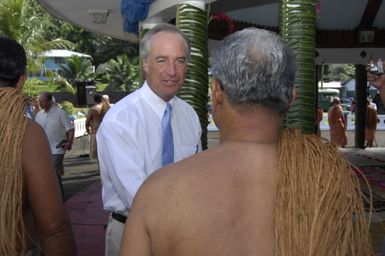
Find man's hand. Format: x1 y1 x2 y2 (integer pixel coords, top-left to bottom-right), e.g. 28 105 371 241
63 142 72 151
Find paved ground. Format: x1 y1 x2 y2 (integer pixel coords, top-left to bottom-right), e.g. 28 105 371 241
63 131 385 255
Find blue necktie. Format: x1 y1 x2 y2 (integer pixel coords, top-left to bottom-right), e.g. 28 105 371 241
161 103 174 166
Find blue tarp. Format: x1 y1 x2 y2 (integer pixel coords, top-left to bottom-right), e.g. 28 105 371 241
121 0 156 33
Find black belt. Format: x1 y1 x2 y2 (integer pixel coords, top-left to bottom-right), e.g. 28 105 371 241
112 212 127 223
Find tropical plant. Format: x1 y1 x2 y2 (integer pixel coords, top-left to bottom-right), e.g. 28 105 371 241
58 55 94 85
99 55 139 91
0 0 73 74
60 100 75 115
176 3 210 149
323 64 355 82
43 19 139 67
280 0 317 134
53 75 76 94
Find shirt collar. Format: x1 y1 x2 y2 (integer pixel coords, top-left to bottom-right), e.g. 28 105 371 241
44 105 54 114
141 81 175 120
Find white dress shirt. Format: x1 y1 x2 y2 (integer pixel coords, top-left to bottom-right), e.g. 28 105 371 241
97 82 202 214
35 105 74 154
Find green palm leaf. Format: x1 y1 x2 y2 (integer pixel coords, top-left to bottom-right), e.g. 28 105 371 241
101 55 139 91
280 0 317 133
58 55 93 85
176 3 209 149
0 0 73 74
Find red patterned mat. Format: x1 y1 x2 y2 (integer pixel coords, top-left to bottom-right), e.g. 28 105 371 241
355 166 385 212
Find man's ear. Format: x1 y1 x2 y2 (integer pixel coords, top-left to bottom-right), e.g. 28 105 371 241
143 59 149 75
288 86 297 110
211 78 224 105
16 74 27 92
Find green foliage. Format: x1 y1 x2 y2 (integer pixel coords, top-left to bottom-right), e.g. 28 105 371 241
97 55 139 91
1 0 140 91
58 55 94 84
0 0 73 74
60 100 75 115
176 3 209 149
281 0 317 134
323 64 355 82
96 83 109 91
41 16 139 67
53 76 76 94
23 78 54 96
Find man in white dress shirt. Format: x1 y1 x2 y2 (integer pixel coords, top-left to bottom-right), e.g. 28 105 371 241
35 92 74 196
96 23 202 255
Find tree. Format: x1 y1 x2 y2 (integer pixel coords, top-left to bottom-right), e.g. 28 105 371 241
0 0 73 74
53 76 76 94
98 55 139 91
58 55 94 85
323 64 355 82
41 16 139 67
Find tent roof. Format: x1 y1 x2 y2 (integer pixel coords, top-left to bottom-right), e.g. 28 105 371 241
36 0 385 63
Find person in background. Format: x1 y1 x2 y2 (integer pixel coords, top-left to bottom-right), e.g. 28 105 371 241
327 97 347 147
368 59 385 105
25 96 35 119
120 28 371 256
366 98 378 147
368 96 377 111
101 94 111 117
85 94 105 160
350 99 356 113
314 104 323 137
102 94 112 106
0 36 75 255
97 23 202 255
35 91 75 196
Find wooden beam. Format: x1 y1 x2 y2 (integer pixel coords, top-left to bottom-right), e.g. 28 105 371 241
210 0 276 13
359 0 383 27
208 19 385 48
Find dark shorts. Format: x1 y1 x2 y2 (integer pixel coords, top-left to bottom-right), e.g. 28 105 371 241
52 154 65 176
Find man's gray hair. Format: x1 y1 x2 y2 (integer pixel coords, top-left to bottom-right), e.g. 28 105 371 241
140 23 191 61
210 28 297 114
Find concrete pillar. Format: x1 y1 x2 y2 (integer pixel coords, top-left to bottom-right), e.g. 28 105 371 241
354 64 367 148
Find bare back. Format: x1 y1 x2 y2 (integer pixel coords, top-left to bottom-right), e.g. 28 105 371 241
86 103 104 133
122 141 278 256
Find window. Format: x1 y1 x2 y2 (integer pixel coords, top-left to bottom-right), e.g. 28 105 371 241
54 57 65 64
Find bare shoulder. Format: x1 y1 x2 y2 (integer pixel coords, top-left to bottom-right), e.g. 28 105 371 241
132 150 213 210
134 142 276 211
22 119 52 173
24 119 48 145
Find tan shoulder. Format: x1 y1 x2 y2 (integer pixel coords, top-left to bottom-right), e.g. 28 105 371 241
24 119 46 139
132 151 210 211
22 119 51 162
135 148 223 203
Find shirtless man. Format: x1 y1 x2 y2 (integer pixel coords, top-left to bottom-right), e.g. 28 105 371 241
85 94 105 159
0 37 75 255
119 28 296 256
